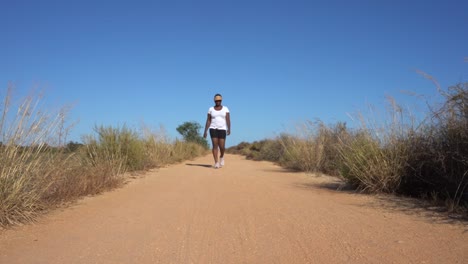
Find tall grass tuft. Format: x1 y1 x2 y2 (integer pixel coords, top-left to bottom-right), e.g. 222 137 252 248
277 121 347 173
141 125 174 168
401 82 468 208
141 124 209 165
278 132 318 172
0 85 72 225
83 124 145 172
336 97 413 192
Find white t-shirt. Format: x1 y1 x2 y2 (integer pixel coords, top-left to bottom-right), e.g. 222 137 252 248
208 106 230 130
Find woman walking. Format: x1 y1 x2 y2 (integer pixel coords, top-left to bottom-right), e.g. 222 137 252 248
203 94 231 169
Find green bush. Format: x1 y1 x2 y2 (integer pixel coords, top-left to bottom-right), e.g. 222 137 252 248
176 121 209 149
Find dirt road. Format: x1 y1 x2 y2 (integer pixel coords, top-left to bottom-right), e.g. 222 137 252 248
0 154 467 263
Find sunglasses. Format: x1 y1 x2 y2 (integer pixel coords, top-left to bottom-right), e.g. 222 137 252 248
215 100 222 103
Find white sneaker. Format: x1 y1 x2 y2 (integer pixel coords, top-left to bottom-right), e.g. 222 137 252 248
214 163 220 169
220 157 225 167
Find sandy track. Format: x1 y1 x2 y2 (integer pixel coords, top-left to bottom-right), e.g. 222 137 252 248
0 154 467 263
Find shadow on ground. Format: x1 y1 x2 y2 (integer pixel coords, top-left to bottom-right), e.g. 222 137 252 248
185 163 213 168
295 178 468 229
365 194 468 227
260 167 303 174
294 181 357 194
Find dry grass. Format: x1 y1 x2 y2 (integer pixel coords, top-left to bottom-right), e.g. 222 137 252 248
229 122 347 173
229 80 468 213
336 96 413 193
279 130 324 172
401 82 468 209
0 85 73 225
0 86 208 227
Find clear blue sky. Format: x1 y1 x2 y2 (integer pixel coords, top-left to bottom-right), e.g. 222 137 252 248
2 0 467 147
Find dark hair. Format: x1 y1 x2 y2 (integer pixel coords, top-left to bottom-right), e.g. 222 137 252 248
214 93 222 97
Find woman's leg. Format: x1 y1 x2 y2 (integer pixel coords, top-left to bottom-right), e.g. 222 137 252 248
218 129 227 166
211 137 220 164
218 138 226 166
218 138 226 158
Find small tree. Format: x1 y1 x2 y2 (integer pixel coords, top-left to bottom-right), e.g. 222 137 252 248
176 121 209 149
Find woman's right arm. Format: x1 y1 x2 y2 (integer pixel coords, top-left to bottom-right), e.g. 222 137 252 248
203 114 211 138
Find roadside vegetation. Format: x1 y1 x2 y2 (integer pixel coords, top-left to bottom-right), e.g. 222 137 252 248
228 81 468 215
0 85 208 227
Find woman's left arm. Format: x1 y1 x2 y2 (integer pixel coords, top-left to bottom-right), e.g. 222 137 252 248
226 112 231 135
